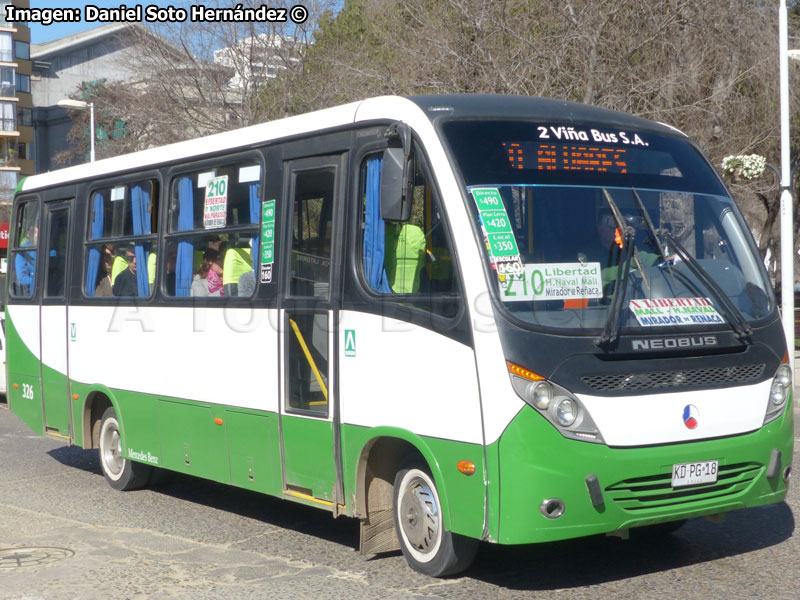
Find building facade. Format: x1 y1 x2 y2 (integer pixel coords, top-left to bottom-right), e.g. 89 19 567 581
31 23 145 174
0 0 32 284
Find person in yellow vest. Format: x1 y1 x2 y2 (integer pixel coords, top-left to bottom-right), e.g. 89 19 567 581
384 222 426 293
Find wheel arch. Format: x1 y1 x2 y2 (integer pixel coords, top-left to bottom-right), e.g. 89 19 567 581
80 386 121 450
353 427 453 531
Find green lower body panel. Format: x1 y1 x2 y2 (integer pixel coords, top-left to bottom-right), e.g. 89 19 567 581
340 424 487 539
493 403 794 544
76 386 283 498
281 415 335 501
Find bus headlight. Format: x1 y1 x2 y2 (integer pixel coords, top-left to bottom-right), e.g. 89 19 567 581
764 364 792 424
554 398 578 427
770 381 787 405
509 371 604 444
774 364 792 390
529 382 553 410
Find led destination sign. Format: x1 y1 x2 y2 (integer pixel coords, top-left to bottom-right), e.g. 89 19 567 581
504 141 630 174
502 125 651 174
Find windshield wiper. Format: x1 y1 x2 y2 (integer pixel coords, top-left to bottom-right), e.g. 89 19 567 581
631 189 669 263
602 188 650 291
662 231 751 342
596 227 635 348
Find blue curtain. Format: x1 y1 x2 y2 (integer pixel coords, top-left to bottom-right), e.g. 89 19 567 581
363 156 391 292
131 184 151 297
175 177 194 297
84 192 104 296
250 183 260 271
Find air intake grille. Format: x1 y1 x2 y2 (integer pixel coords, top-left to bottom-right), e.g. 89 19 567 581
605 462 761 511
582 363 764 392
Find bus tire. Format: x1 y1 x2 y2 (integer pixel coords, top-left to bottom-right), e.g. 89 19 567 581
392 463 478 577
98 406 151 491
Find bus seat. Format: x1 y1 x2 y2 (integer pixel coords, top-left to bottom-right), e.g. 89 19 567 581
223 247 252 295
385 223 426 294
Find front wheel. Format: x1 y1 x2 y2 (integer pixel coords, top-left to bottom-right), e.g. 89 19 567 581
393 464 478 577
98 406 151 491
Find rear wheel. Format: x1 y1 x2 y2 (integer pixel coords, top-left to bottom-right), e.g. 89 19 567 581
393 464 478 577
98 406 151 491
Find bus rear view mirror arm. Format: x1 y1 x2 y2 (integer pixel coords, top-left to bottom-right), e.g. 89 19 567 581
381 123 413 221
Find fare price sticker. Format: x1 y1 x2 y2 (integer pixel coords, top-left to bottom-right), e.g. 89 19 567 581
629 297 725 327
502 263 603 302
260 199 276 284
203 175 228 229
470 187 522 276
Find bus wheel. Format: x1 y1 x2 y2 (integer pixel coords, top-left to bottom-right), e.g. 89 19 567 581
98 406 151 491
392 464 478 577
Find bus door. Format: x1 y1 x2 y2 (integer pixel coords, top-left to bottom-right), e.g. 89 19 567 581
40 200 73 438
6 198 43 434
279 155 344 509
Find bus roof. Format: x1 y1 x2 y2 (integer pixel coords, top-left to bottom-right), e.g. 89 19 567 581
21 94 686 193
408 94 686 137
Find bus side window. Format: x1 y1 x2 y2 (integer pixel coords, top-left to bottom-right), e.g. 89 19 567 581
167 162 261 297
289 168 335 298
85 181 157 298
9 201 40 298
361 152 458 303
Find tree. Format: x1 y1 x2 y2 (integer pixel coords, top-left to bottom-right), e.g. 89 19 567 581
271 0 800 284
60 1 800 284
59 1 335 159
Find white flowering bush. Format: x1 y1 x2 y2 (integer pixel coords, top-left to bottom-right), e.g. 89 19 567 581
721 154 767 180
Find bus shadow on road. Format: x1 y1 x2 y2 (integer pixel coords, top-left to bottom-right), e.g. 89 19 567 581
45 444 361 550
46 443 794 588
466 503 795 589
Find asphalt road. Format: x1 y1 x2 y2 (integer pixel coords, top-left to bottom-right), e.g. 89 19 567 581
0 401 798 600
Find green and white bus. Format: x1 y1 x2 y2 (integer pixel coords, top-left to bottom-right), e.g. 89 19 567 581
5 95 794 576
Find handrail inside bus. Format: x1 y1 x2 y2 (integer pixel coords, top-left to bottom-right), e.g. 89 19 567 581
288 317 329 404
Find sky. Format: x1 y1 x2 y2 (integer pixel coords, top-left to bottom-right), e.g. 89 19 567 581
28 1 181 44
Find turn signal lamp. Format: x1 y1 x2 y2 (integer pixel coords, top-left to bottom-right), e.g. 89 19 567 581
457 460 476 475
506 361 545 382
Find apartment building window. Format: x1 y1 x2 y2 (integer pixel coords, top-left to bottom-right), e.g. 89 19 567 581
0 33 11 63
16 106 30 126
0 2 10 28
14 73 29 93
0 170 16 193
0 67 13 97
0 101 14 131
14 40 29 61
15 141 28 160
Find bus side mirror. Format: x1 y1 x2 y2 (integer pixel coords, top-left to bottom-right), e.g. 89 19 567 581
380 147 412 221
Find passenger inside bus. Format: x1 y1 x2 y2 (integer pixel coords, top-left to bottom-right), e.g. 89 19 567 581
362 153 456 298
13 218 38 296
95 244 114 297
191 247 224 297
222 244 252 296
112 244 139 296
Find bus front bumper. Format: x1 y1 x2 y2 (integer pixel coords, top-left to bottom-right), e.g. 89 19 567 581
492 402 793 545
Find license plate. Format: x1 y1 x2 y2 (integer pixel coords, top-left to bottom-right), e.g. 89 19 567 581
671 460 718 488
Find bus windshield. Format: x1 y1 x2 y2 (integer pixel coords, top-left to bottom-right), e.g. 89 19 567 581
441 120 774 333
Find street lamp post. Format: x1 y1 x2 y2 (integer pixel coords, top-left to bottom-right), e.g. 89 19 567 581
779 2 794 373
56 98 95 163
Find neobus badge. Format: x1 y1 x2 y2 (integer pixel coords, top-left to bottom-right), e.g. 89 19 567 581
631 336 718 351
